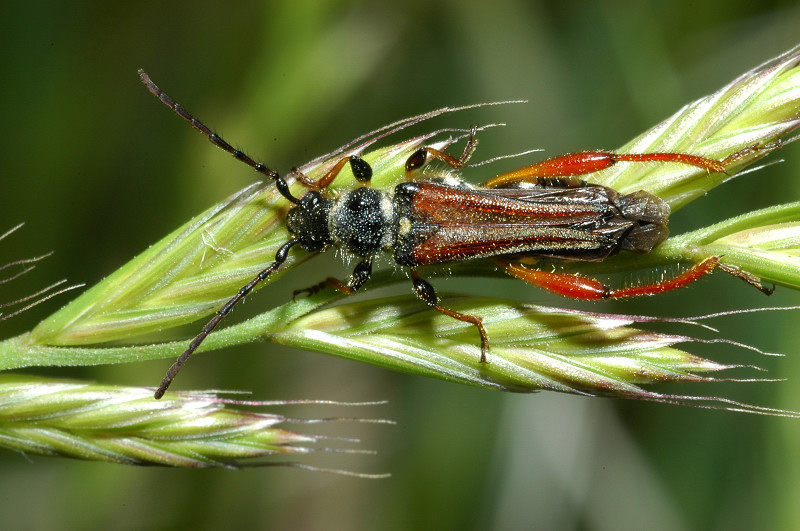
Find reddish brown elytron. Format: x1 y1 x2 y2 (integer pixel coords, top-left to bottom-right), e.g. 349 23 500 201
140 70 771 398
394 180 653 265
401 144 772 302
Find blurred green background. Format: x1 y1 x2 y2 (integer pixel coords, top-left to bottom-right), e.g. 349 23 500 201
2 1 800 529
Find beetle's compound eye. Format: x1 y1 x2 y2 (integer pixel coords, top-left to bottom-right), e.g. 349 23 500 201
405 149 428 173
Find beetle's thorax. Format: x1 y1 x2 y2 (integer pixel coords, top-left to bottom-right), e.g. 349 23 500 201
327 187 396 257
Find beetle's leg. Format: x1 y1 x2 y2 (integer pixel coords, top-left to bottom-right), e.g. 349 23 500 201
484 151 728 188
293 155 373 189
405 126 479 178
293 259 373 299
410 270 489 363
496 256 773 300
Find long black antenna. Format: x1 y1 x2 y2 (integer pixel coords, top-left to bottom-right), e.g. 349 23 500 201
138 70 307 398
138 69 299 204
154 239 301 399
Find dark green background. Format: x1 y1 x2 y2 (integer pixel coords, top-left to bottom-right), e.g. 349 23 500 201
2 1 800 529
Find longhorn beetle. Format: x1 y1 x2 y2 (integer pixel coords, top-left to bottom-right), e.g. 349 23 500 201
138 70 772 399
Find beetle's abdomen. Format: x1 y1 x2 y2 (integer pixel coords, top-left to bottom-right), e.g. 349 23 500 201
614 189 670 253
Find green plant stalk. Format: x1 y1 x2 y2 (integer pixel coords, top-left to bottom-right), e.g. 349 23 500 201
2 46 800 417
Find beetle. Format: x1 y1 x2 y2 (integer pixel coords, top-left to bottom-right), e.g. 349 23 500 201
138 70 771 399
